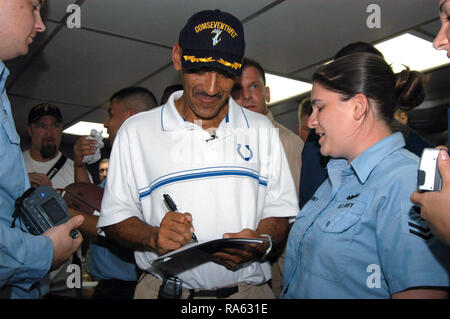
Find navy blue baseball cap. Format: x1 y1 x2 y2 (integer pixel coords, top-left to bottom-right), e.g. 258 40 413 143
178 9 245 77
28 103 63 125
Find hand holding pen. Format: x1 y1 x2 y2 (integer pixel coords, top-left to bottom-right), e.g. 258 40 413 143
155 198 197 254
163 194 198 243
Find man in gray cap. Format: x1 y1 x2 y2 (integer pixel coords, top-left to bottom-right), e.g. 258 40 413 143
98 9 298 299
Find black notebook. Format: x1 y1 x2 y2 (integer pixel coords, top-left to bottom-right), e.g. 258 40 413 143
150 237 268 277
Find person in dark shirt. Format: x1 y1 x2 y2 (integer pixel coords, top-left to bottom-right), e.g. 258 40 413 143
299 42 431 208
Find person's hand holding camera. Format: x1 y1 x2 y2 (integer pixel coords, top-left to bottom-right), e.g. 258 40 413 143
43 215 84 269
411 149 450 246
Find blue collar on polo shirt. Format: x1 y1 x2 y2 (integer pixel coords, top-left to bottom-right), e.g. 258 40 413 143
160 90 250 134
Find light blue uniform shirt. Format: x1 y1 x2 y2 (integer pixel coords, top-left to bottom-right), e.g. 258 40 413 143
282 133 449 298
88 179 139 281
0 61 52 298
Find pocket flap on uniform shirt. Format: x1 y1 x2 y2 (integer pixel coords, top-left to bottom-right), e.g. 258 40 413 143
317 198 367 233
318 211 361 233
317 190 373 233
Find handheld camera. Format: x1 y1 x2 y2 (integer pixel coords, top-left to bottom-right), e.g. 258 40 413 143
14 186 79 238
417 148 442 192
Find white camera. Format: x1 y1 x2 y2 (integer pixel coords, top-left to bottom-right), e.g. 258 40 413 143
417 148 442 192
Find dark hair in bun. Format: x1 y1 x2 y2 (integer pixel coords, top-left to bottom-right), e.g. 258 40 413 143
395 68 425 111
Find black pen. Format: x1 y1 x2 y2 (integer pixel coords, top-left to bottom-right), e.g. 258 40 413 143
163 194 198 242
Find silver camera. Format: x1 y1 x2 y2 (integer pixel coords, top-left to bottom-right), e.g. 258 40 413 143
417 148 442 192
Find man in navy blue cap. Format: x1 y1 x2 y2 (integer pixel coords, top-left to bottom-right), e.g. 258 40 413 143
23 102 86 298
98 9 298 299
24 103 66 187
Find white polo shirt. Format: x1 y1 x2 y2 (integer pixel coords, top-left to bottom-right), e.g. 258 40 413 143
98 91 299 289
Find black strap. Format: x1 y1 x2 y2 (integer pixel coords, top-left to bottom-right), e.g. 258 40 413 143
11 186 36 229
46 154 67 180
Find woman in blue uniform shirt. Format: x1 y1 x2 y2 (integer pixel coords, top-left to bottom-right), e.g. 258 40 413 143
282 53 449 299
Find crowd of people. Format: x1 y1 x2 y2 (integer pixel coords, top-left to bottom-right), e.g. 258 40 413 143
0 0 449 300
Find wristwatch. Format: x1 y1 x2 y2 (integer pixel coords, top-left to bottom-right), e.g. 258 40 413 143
259 234 272 259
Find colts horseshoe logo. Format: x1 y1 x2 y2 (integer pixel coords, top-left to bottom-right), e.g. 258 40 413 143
237 144 253 161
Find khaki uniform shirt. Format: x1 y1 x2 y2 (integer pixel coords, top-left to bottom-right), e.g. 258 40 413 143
267 111 303 200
